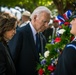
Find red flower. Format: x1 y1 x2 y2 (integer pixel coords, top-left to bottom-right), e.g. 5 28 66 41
64 22 70 26
54 37 61 43
48 65 55 72
38 68 44 75
53 19 59 23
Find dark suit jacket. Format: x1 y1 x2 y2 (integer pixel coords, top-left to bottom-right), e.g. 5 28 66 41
42 28 53 42
8 23 46 75
54 41 76 75
0 40 16 75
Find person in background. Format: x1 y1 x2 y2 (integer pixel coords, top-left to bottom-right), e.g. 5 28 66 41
0 13 17 75
42 19 53 42
8 6 51 75
51 19 60 38
54 12 76 75
19 10 31 27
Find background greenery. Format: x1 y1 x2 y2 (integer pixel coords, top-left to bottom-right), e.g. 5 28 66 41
0 0 75 15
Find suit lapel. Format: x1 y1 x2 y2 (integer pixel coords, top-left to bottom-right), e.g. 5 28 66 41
39 33 46 56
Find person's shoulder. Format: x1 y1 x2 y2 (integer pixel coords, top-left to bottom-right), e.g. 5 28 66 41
65 41 76 51
15 23 30 37
62 42 76 59
17 23 30 32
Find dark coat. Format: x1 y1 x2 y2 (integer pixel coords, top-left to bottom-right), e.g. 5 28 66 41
8 23 46 75
42 28 53 42
0 40 16 75
54 40 76 75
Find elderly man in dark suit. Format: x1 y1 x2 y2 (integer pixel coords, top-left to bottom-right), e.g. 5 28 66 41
8 6 52 75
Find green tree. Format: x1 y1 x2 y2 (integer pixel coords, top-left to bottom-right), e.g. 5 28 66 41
0 0 75 15
53 0 75 15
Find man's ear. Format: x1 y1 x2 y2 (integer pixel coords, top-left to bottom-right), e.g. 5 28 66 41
34 15 37 21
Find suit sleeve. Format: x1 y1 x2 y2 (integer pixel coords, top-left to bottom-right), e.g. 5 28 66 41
54 45 76 75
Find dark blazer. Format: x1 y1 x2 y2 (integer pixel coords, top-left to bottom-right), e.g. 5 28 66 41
42 28 53 42
54 40 76 75
8 23 46 75
0 40 16 75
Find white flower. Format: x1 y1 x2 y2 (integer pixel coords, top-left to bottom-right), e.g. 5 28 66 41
44 51 50 58
57 29 66 34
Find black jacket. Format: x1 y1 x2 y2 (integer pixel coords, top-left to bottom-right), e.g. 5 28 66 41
0 40 16 75
42 28 53 42
8 23 46 75
54 40 76 75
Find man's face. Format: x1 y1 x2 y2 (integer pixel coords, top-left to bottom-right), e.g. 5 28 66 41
53 22 59 28
34 12 51 32
3 22 17 41
22 15 29 22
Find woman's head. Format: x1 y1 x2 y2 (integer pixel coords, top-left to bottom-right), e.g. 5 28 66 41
0 13 17 42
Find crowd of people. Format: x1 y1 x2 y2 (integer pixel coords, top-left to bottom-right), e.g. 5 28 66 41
0 5 76 75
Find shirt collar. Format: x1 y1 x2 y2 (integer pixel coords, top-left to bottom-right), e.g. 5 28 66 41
29 22 37 44
29 22 37 35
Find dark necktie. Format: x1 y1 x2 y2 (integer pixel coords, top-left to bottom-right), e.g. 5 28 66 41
36 33 41 53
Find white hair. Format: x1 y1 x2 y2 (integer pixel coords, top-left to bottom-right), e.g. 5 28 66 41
30 6 51 19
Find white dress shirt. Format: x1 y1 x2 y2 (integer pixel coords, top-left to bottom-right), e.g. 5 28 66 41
29 22 37 44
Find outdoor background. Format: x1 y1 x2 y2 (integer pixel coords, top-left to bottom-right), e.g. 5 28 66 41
0 0 75 17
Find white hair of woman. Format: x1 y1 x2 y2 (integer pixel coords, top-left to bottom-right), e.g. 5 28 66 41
30 6 52 19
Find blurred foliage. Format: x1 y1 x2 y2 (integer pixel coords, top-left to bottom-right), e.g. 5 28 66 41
53 0 75 15
0 0 75 15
